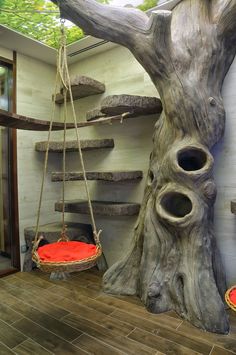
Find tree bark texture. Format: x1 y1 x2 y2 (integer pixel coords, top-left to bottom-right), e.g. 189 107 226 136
52 0 236 333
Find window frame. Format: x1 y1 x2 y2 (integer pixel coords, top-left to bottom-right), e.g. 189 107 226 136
0 52 20 277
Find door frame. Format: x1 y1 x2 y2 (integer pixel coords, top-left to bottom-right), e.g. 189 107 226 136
0 51 20 276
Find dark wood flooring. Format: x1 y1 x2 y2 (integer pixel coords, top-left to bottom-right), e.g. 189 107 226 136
0 255 11 271
0 269 235 354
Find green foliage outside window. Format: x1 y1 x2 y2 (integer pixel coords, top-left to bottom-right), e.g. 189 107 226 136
0 0 158 48
138 0 158 11
0 0 84 48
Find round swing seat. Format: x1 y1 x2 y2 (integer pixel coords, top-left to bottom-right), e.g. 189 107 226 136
225 286 236 311
32 241 102 273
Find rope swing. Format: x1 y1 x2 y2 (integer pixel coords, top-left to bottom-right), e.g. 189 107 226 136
225 286 236 312
32 19 102 274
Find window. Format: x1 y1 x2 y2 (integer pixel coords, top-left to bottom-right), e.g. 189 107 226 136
0 62 13 111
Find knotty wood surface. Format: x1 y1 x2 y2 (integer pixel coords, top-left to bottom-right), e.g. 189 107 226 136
0 269 235 354
0 109 158 131
0 109 74 131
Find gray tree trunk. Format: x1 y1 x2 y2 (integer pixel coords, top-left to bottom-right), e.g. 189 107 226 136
52 0 236 334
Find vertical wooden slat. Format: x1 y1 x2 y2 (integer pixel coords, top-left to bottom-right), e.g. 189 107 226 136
10 51 20 270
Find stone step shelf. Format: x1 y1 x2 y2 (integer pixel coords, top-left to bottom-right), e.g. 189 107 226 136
86 108 106 122
35 139 114 152
51 170 143 182
55 75 105 104
100 94 162 116
55 200 141 216
231 200 236 214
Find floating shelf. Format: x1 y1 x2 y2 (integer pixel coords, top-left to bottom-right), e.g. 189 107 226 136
24 222 93 244
35 139 114 152
51 170 143 182
231 200 236 214
101 94 162 116
55 75 105 104
86 108 106 122
0 109 75 131
55 200 141 216
85 95 163 122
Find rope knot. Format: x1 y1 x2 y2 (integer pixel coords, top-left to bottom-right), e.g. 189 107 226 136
32 234 44 253
93 229 102 246
120 111 131 123
58 225 69 242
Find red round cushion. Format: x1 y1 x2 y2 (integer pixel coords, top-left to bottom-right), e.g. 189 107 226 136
229 288 236 305
37 241 98 263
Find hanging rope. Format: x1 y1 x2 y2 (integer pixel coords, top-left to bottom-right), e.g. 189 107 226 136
33 65 61 252
33 19 101 252
61 27 102 246
60 20 69 242
60 77 68 241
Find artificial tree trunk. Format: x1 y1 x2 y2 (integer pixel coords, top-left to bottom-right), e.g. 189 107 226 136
52 0 236 334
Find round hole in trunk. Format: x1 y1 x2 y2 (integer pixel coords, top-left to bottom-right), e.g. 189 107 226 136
178 148 207 171
161 192 192 218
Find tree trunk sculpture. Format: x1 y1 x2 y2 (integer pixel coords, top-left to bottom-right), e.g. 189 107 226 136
52 0 236 334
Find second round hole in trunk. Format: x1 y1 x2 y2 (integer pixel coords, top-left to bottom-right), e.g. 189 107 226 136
161 192 192 218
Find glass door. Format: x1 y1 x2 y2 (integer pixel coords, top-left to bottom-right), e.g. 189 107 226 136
0 59 18 274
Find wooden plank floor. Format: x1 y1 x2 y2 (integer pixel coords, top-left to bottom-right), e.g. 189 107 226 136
0 269 235 354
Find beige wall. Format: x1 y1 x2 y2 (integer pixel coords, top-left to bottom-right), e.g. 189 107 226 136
214 57 236 286
0 46 13 61
16 53 61 268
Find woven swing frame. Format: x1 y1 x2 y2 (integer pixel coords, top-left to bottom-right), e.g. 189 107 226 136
225 286 236 312
32 246 102 273
32 20 102 273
